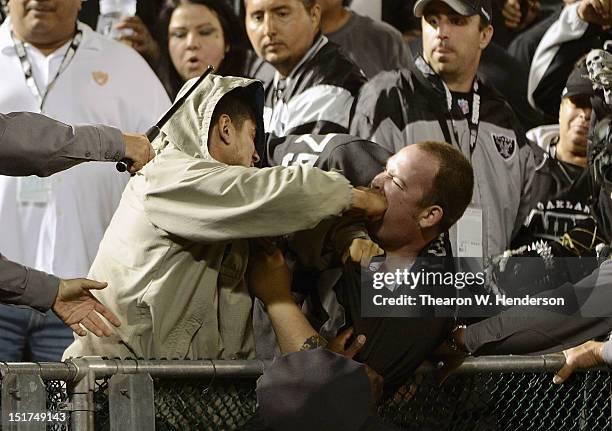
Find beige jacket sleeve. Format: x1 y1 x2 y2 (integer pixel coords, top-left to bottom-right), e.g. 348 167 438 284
143 149 353 241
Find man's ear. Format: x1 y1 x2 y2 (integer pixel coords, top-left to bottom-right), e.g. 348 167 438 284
418 205 443 229
218 114 233 146
310 4 322 29
479 24 493 50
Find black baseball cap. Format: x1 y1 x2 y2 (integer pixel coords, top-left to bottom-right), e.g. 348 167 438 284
562 64 597 99
414 0 493 25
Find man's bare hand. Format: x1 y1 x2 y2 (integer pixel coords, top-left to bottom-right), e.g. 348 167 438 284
327 326 366 358
248 248 293 305
502 0 522 28
503 0 540 29
578 0 612 26
115 16 160 63
52 278 121 337
553 340 605 384
327 327 384 409
343 238 384 267
349 187 388 221
123 133 154 174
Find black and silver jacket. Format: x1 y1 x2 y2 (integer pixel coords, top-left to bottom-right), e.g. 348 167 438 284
351 55 536 258
264 34 366 139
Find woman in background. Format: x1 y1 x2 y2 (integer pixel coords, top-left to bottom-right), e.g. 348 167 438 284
158 0 252 99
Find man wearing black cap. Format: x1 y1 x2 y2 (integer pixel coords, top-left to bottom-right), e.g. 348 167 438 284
351 0 536 262
513 63 602 248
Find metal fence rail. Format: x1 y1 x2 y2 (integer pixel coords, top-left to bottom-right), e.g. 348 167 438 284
0 356 610 430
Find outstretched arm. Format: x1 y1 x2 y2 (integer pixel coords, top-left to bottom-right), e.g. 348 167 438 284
52 278 122 337
0 258 121 337
553 340 606 383
0 112 153 176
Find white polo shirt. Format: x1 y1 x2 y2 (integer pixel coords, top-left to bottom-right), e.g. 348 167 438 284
0 19 171 278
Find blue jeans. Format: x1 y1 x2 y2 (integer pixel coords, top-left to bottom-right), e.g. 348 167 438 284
0 304 73 361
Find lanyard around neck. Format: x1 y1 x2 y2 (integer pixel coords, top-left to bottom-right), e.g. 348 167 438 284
414 55 482 155
10 28 83 111
442 79 481 154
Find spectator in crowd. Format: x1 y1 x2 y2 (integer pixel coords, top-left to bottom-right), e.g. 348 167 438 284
318 0 413 79
0 0 170 361
351 0 536 259
79 0 163 66
158 0 252 99
513 63 600 248
244 0 366 145
63 75 387 361
259 141 474 394
528 0 612 121
408 35 546 131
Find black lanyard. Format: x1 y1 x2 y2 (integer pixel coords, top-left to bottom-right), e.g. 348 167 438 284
443 78 481 154
10 27 82 112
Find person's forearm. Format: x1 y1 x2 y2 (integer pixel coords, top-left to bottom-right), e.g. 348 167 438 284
266 300 323 354
144 158 354 242
0 112 125 177
527 2 590 112
0 259 59 312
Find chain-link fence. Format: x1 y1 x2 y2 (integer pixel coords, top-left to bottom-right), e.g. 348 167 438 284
1 356 610 431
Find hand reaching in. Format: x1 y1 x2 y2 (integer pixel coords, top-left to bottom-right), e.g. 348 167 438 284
52 278 121 337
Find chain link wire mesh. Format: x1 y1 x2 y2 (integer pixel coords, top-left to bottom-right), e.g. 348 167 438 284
1 367 611 430
46 380 69 431
380 371 612 431
91 377 257 431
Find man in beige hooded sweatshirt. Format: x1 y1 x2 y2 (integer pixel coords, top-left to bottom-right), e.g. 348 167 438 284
64 74 386 360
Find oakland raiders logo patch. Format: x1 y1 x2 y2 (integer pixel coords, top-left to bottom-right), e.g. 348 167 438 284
92 71 109 86
491 133 516 160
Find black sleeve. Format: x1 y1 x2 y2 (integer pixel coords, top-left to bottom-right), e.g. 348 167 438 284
532 25 609 120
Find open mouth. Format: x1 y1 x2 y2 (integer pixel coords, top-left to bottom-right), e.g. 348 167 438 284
185 56 203 69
